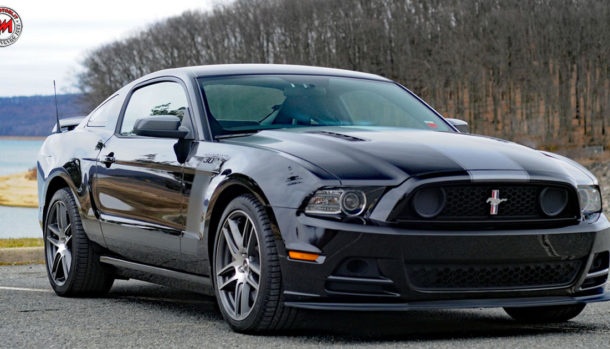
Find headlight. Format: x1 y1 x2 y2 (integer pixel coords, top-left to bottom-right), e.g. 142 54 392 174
578 186 602 215
340 191 366 215
304 189 343 215
304 188 383 217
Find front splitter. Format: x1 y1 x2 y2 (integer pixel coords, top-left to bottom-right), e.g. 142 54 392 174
285 291 610 311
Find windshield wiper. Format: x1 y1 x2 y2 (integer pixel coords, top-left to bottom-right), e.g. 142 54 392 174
258 104 281 123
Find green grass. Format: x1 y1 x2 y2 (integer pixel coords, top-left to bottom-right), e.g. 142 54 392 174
0 261 45 266
0 238 44 248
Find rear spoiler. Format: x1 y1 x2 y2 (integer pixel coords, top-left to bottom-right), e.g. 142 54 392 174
52 116 86 133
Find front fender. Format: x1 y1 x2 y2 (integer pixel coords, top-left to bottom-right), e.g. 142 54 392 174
180 141 340 275
37 129 107 247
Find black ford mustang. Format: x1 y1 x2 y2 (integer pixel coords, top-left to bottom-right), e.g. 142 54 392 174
38 64 609 332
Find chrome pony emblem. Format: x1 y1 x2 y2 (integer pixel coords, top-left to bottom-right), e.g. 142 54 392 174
486 189 508 215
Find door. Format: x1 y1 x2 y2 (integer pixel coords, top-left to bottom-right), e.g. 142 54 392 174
92 81 193 268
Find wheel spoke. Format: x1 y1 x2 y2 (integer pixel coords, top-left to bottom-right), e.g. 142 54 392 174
227 218 243 250
63 222 71 236
240 282 251 315
234 280 244 316
246 273 259 290
63 249 72 272
249 261 261 276
216 261 239 277
246 225 256 255
61 255 69 279
219 275 238 291
51 252 61 280
56 206 66 240
56 204 65 231
47 223 60 236
54 204 61 228
221 227 240 258
47 235 60 247
241 219 251 250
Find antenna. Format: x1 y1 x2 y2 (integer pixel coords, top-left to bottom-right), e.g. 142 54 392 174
53 80 61 133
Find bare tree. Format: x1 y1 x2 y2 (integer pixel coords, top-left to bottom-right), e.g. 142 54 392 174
77 0 610 150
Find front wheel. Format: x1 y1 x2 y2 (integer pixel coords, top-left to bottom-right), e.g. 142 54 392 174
504 304 586 323
44 188 114 296
213 194 300 333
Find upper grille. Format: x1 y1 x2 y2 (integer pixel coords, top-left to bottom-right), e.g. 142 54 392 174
443 185 538 217
407 260 583 290
391 182 580 228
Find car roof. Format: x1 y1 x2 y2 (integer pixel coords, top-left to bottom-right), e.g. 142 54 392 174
140 64 391 82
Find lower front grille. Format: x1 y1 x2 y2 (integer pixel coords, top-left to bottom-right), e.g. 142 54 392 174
390 182 580 229
407 260 582 291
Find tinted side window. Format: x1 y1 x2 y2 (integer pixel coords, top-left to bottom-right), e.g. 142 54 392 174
87 95 122 129
120 82 189 136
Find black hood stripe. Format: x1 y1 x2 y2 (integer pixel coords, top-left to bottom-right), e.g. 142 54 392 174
228 128 577 185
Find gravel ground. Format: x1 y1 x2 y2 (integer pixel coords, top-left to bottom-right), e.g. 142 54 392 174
1 264 609 348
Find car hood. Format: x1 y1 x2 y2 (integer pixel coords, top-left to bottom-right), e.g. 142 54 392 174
224 126 592 185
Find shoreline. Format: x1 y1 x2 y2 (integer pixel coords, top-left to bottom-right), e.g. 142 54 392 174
0 171 38 208
0 136 47 141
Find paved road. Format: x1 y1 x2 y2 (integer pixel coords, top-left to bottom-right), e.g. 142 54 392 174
1 264 609 348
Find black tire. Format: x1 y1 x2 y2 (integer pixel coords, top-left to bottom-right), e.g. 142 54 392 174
504 304 586 323
212 194 300 333
44 188 114 296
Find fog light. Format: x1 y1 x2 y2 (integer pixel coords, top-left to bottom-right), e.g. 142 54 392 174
539 187 568 217
412 187 446 218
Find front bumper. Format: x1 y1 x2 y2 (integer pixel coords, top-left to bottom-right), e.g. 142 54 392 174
274 207 610 309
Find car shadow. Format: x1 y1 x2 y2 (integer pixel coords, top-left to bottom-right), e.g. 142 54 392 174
105 281 603 343
279 309 600 342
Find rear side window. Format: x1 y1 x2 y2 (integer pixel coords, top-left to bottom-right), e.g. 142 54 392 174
120 82 189 136
87 95 122 129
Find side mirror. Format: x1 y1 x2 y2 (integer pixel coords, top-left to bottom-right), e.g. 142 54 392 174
133 115 188 138
446 118 469 133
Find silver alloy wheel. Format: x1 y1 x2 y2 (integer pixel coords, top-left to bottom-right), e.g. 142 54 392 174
45 201 73 286
215 210 261 321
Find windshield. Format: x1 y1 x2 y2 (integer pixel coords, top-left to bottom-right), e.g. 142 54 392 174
198 75 452 136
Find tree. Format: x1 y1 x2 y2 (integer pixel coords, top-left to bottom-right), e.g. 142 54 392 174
77 0 610 150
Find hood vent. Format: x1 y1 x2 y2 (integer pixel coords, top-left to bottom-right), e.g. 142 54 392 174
308 130 366 142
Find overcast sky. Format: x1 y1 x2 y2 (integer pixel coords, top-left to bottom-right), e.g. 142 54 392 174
0 0 221 97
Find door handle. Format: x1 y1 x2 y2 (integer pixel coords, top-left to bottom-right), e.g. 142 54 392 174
102 152 115 167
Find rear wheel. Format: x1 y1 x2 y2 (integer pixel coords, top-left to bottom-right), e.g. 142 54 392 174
44 188 114 296
504 304 586 323
213 194 300 333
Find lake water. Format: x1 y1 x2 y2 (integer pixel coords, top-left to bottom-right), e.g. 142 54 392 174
0 139 45 238
0 139 43 176
0 205 42 238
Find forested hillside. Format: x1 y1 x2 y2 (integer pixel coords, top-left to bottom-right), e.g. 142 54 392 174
76 0 609 150
0 95 88 136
